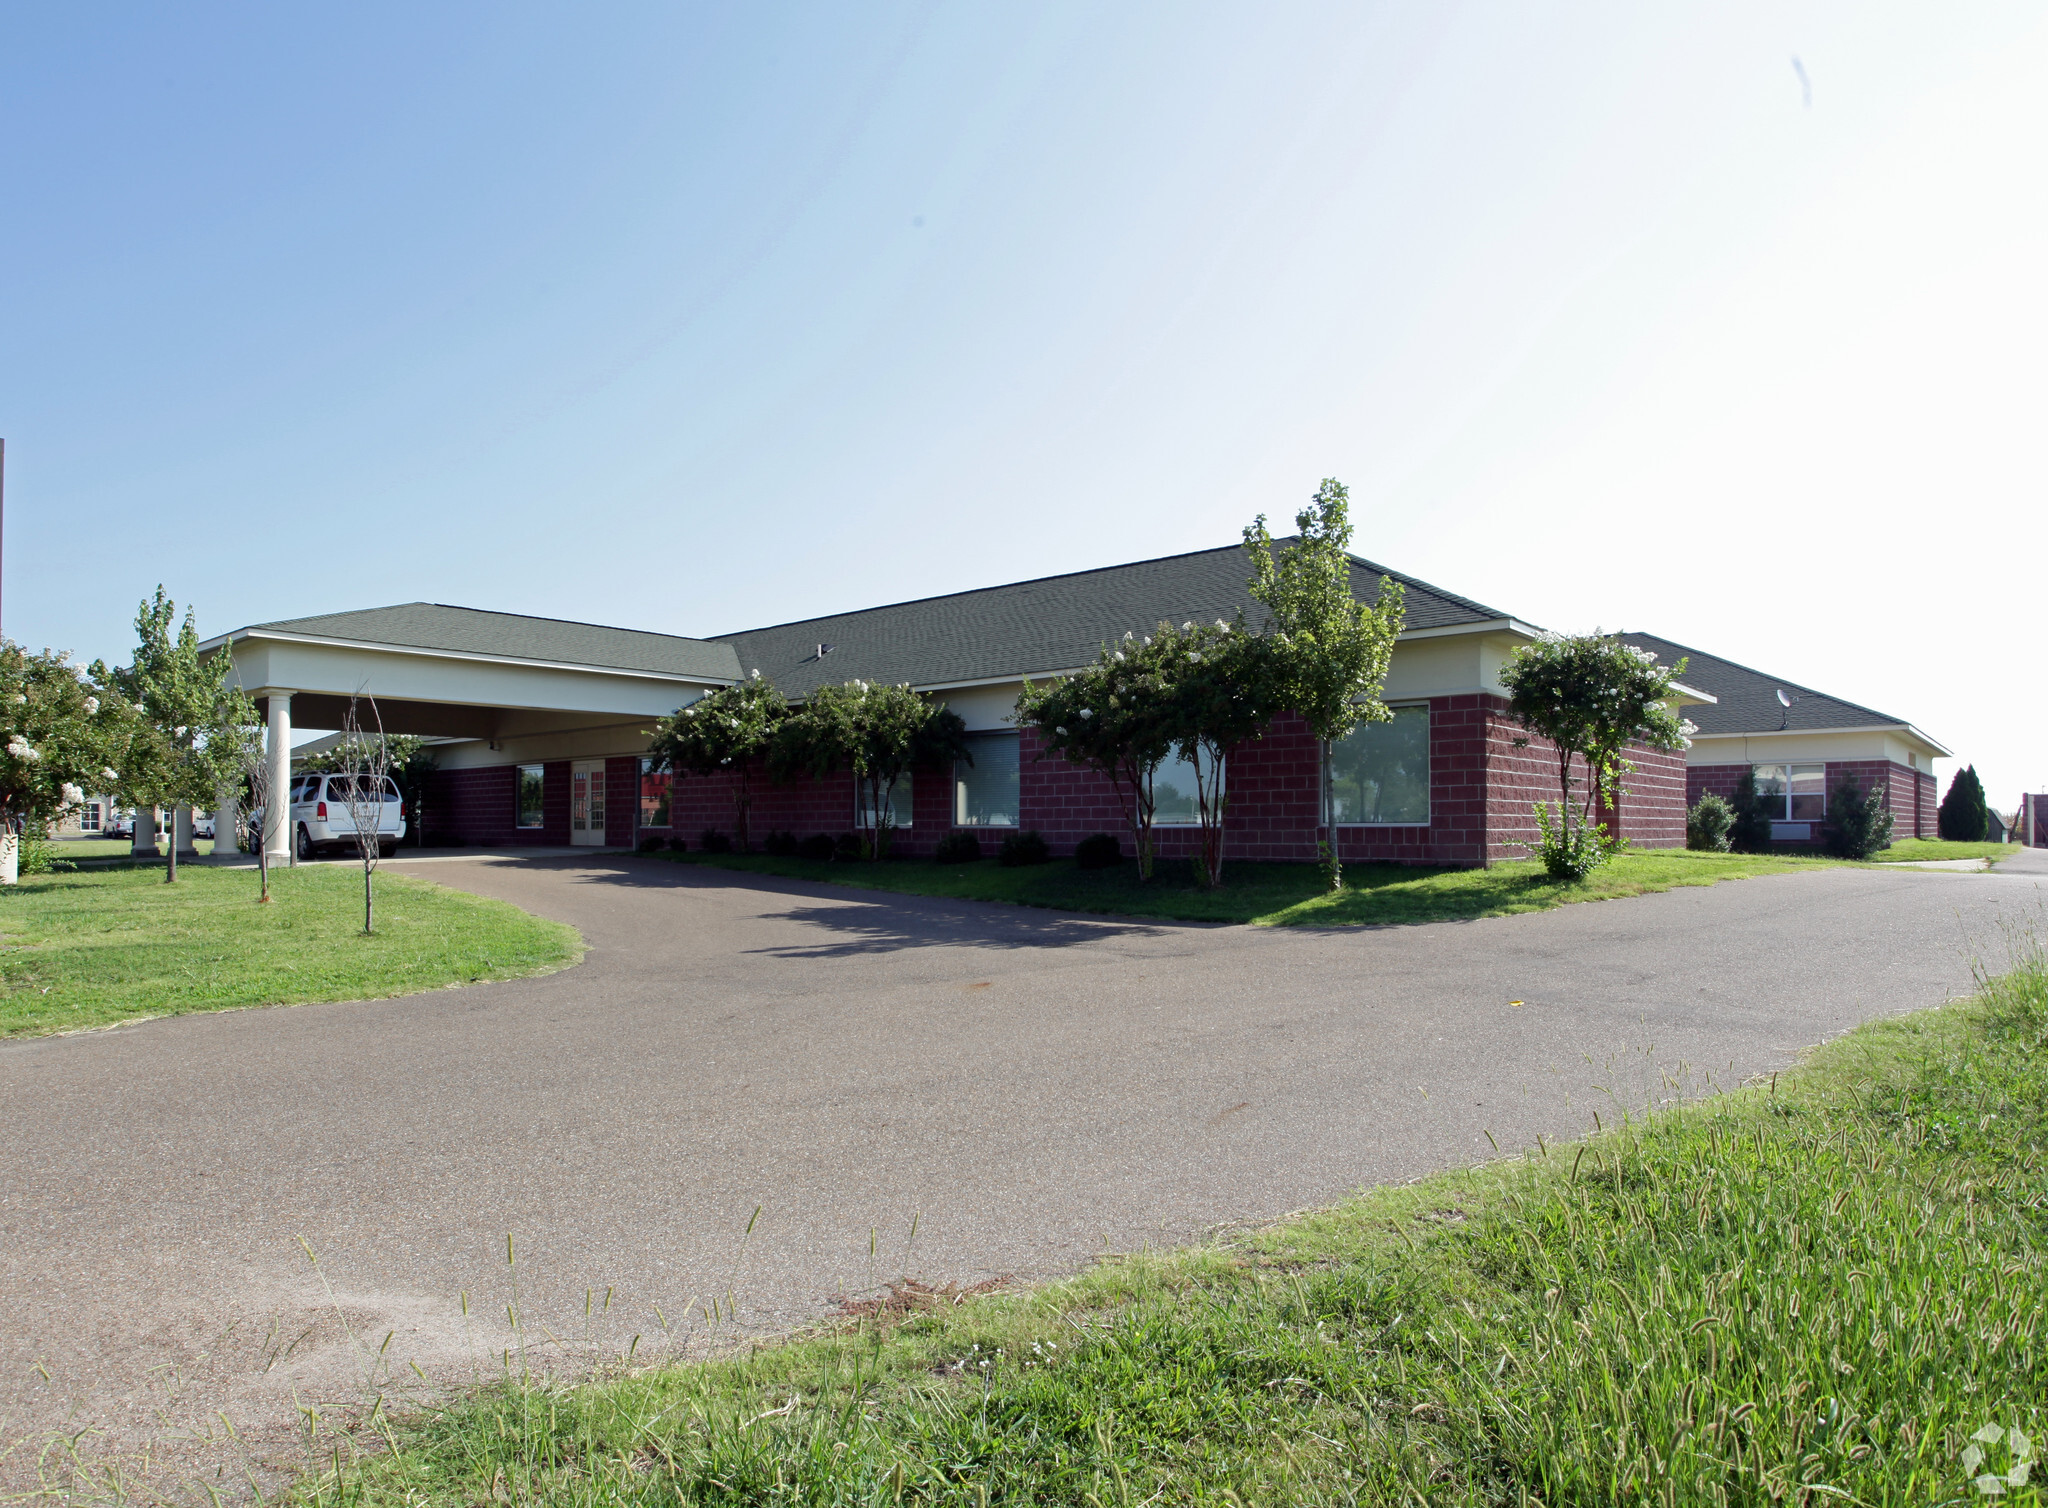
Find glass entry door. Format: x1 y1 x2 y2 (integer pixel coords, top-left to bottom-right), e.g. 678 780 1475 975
570 761 606 846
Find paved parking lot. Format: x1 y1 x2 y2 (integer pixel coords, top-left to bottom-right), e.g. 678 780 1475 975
1 854 2041 1485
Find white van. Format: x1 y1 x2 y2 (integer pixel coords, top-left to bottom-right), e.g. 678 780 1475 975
282 774 408 859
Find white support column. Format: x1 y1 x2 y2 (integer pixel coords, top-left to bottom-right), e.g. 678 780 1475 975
264 693 294 864
173 805 196 857
132 804 160 857
215 779 241 859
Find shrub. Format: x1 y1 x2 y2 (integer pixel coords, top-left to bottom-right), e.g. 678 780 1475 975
1686 794 1734 852
1074 832 1122 869
699 829 732 854
1938 765 1989 841
761 830 799 857
1826 771 1895 859
1532 802 1612 881
998 829 1051 867
798 833 836 862
1728 769 1778 853
833 832 863 862
666 835 688 852
933 832 982 864
637 833 665 854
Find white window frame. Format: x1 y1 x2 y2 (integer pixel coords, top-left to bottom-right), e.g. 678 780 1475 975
1751 763 1827 821
1323 703 1432 828
515 764 547 829
953 731 1019 828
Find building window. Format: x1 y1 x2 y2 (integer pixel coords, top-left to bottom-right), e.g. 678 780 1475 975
81 802 103 832
1752 763 1826 820
857 775 913 830
1326 705 1430 825
1151 747 1219 825
954 732 1019 826
515 764 546 829
639 758 672 828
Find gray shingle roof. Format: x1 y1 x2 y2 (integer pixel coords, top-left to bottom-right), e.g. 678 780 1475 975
719 543 1517 698
1621 632 1918 737
250 603 743 682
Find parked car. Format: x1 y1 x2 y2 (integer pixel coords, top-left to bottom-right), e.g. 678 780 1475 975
102 819 132 843
193 818 215 841
253 773 409 859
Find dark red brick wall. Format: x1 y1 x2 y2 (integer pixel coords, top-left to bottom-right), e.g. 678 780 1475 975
605 756 640 848
1480 699 1685 861
427 760 568 846
1684 759 1931 841
423 692 1695 865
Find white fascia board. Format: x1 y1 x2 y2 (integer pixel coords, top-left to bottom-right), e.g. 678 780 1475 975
1394 618 1543 643
1668 680 1718 705
212 628 738 688
1692 724 1952 756
912 668 1087 693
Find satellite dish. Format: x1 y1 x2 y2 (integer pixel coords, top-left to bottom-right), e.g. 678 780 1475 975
1776 689 1792 707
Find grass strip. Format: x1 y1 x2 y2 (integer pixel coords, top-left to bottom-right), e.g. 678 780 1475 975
0 864 581 1037
1871 839 2026 864
288 945 2048 1506
652 847 1835 926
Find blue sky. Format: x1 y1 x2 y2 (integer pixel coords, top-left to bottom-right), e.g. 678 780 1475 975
4 3 2043 803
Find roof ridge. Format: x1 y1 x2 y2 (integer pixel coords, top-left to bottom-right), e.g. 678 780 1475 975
713 540 1514 641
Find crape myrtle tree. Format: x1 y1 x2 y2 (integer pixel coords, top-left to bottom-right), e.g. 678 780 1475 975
646 672 785 852
1938 764 1990 842
1016 632 1181 882
0 639 131 885
1496 633 1693 881
110 589 258 884
1243 478 1405 892
1158 617 1284 889
774 680 969 859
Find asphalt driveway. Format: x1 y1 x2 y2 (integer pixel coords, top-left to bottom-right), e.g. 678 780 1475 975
2 855 2042 1486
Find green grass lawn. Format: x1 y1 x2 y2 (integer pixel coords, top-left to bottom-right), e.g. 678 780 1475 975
1871 838 2026 864
49 836 215 860
0 864 581 1037
285 940 2048 1506
653 846 1835 926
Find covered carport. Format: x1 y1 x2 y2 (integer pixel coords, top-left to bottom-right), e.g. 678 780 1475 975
204 603 738 861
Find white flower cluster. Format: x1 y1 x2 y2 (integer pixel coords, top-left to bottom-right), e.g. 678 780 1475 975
83 697 99 715
59 782 85 809
6 737 36 762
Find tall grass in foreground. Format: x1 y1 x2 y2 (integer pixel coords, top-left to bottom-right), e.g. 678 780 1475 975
290 943 2048 1506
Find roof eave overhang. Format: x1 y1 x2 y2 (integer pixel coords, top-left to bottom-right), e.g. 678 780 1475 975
1395 617 1544 643
206 627 741 688
1690 723 1952 757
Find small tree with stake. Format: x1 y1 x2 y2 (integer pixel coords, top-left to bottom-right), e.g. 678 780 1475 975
227 717 276 903
646 672 785 852
333 697 394 933
774 681 968 859
1496 633 1692 881
1243 477 1405 892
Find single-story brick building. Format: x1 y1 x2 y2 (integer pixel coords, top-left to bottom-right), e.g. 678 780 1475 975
207 543 1933 866
1619 633 1948 844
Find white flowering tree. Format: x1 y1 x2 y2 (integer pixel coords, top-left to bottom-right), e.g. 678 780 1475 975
1496 633 1693 880
0 639 130 884
110 589 258 884
645 672 785 851
773 680 968 859
1017 631 1180 881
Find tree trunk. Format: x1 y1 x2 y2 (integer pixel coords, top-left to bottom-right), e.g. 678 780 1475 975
165 812 179 885
364 864 373 933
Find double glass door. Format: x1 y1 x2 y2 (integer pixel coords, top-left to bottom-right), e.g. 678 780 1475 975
570 761 606 845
